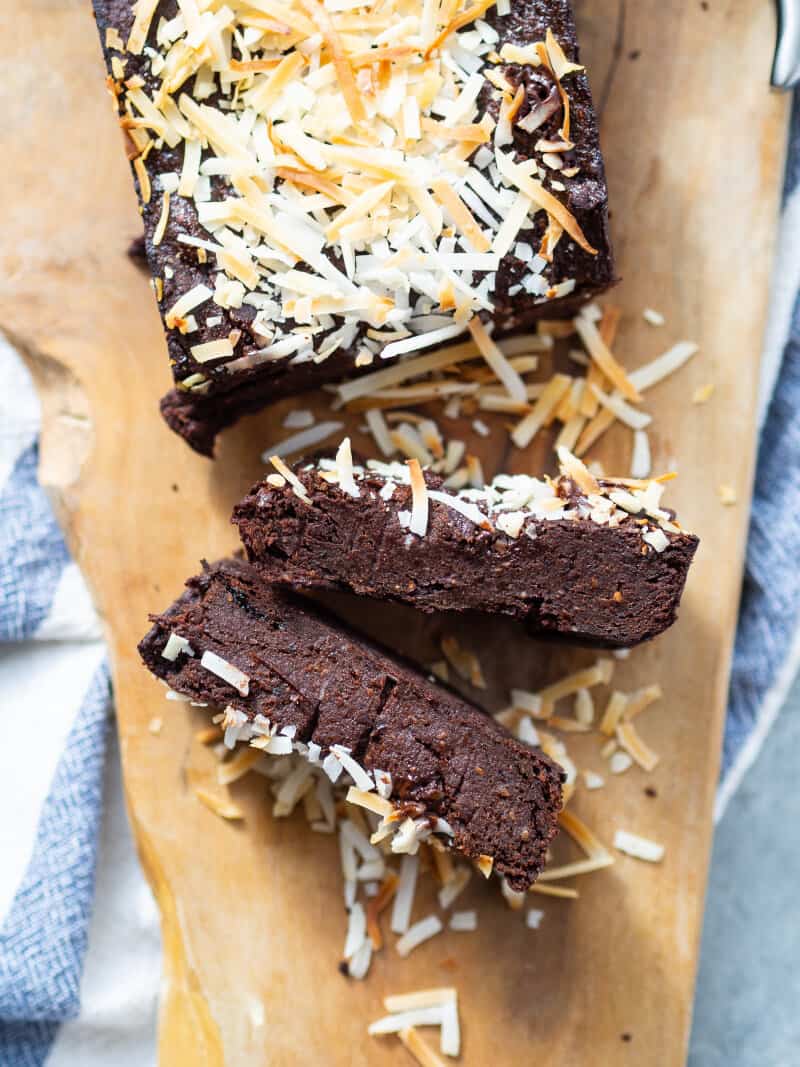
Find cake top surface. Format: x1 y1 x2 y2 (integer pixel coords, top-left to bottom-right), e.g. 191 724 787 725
261 441 692 551
105 0 605 379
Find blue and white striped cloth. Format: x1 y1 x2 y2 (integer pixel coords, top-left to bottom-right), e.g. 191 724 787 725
2 93 800 1064
0 344 159 1067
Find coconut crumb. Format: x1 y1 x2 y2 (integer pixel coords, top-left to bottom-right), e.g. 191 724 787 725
692 383 715 405
396 914 444 957
194 786 245 821
613 829 665 863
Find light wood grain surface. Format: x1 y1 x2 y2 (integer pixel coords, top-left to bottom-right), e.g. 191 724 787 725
0 1 789 1063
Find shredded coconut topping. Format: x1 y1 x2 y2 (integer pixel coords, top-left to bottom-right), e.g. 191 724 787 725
109 0 595 380
287 442 688 546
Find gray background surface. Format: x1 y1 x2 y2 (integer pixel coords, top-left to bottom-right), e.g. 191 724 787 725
689 672 800 1066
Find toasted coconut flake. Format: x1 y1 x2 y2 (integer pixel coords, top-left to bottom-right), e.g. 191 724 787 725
575 408 616 457
599 691 628 736
590 385 651 431
405 458 429 536
392 424 434 466
347 786 394 818
428 490 490 528
575 313 641 402
431 179 491 252
161 632 194 661
384 989 457 1013
200 649 250 695
516 715 541 747
438 865 471 910
261 421 343 462
631 429 652 479
643 527 670 553
194 786 245 821
495 150 597 255
623 684 663 722
557 446 599 494
331 744 374 790
398 1027 449 1067
526 908 545 930
152 190 170 246
555 413 587 453
132 154 152 203
195 726 221 745
301 0 365 124
164 284 213 330
692 383 715 405
616 721 660 773
549 716 591 734
468 317 526 402
501 878 526 910
614 829 665 863
336 341 480 404
369 1005 446 1036
441 636 486 689
496 511 526 538
538 809 613 882
126 0 159 54
396 914 444 957
537 659 613 714
190 338 235 363
511 373 572 449
365 408 395 457
465 454 485 490
391 853 419 934
509 689 543 717
491 191 534 257
476 854 493 879
574 688 594 725
430 659 450 683
365 873 399 950
381 324 468 364
628 342 699 392
529 883 579 899
424 0 497 57
449 910 477 932
269 456 311 502
333 437 360 498
583 770 605 790
218 746 264 785
344 900 368 962
609 751 633 775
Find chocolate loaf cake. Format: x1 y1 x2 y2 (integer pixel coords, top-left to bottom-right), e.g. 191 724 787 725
139 558 564 890
234 445 699 648
93 0 614 454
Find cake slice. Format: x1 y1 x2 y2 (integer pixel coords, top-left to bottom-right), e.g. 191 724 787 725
139 558 564 891
234 445 699 648
93 0 614 454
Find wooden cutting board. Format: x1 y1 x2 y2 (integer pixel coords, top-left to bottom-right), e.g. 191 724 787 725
0 1 788 1063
